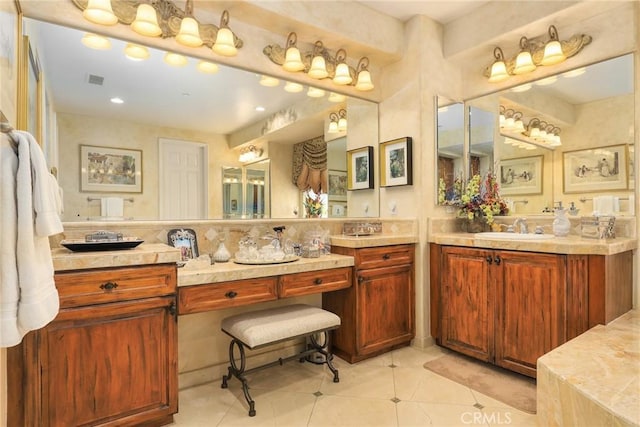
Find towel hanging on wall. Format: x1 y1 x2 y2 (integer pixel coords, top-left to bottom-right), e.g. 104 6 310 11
101 197 124 218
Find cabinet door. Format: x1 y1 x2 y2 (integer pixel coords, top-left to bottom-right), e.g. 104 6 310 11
494 251 565 377
39 296 178 427
440 246 493 362
356 264 414 356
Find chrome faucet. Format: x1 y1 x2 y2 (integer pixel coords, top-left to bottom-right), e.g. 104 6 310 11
271 226 285 249
513 217 529 234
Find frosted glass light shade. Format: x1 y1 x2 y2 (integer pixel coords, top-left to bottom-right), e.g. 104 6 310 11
541 40 565 65
164 52 188 67
259 75 279 87
284 82 304 93
131 4 161 37
83 0 118 25
308 55 328 79
124 43 150 60
488 60 508 83
513 119 525 133
513 51 536 74
333 62 352 85
337 117 347 132
176 17 203 47
355 70 374 91
327 121 338 133
283 47 305 72
197 61 219 74
212 28 237 56
81 33 112 50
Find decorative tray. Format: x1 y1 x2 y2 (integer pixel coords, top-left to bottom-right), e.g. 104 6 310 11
233 256 300 265
60 238 144 252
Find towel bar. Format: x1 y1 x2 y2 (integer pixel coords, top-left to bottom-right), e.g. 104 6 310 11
87 197 134 203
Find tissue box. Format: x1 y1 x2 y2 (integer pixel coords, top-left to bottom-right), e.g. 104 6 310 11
580 216 616 239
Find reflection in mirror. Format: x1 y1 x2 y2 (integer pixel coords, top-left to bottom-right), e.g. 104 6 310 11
467 105 495 178
24 17 379 221
467 54 634 215
222 160 270 219
436 96 464 205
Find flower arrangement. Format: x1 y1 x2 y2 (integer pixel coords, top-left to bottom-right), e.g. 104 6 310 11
440 171 509 226
304 193 324 218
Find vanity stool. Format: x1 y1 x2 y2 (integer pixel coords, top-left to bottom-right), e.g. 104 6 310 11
220 304 341 416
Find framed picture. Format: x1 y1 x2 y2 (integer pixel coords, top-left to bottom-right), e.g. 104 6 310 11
328 169 347 201
628 144 634 190
347 146 374 190
498 155 543 195
380 137 413 187
563 144 628 193
167 228 199 261
80 145 142 193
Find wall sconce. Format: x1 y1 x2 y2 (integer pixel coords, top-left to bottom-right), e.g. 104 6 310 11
327 112 339 133
264 34 374 91
500 108 524 133
72 0 243 57
484 25 591 83
239 145 263 163
337 109 347 132
500 107 562 149
282 32 305 72
327 109 347 133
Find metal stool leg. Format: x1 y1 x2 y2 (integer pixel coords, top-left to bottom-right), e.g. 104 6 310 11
221 338 256 416
308 331 339 383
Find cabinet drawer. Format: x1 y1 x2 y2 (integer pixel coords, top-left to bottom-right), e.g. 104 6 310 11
55 264 177 308
355 245 414 270
178 277 278 314
279 267 351 298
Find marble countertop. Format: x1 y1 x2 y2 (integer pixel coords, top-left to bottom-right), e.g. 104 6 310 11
428 233 637 255
177 253 354 287
52 243 182 272
537 309 639 426
330 234 418 248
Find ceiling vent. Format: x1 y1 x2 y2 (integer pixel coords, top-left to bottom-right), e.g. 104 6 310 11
87 74 104 86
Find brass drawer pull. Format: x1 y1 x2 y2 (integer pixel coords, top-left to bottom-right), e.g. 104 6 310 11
99 281 118 291
225 291 238 299
314 278 323 285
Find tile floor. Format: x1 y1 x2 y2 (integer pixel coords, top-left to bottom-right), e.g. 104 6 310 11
172 345 538 427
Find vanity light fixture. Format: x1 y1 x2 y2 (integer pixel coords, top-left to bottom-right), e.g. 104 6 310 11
73 0 242 56
541 25 566 66
164 52 188 67
488 47 509 83
355 57 374 91
284 81 304 93
327 112 339 133
333 49 353 85
307 86 325 98
308 41 329 79
513 37 536 75
130 3 161 37
238 145 263 163
259 75 280 87
83 0 118 26
124 42 150 60
337 109 348 132
282 32 305 72
81 32 112 50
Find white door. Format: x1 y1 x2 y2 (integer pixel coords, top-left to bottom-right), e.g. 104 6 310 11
159 138 208 219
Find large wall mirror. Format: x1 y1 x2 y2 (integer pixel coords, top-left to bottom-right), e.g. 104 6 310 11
24 17 380 221
437 54 635 215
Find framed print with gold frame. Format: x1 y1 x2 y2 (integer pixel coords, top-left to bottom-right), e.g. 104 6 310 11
347 146 374 190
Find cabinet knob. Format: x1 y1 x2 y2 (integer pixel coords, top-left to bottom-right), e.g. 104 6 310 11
225 291 238 299
357 276 364 284
494 255 502 265
314 278 323 285
99 281 119 291
382 253 391 260
486 256 493 264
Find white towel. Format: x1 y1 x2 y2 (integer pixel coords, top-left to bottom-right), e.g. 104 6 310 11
101 197 124 218
592 196 616 216
1 131 63 347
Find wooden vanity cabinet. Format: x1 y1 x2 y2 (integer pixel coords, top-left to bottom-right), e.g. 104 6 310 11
8 264 178 427
431 244 633 378
325 245 415 363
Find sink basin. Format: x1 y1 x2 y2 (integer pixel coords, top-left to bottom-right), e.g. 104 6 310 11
474 232 553 240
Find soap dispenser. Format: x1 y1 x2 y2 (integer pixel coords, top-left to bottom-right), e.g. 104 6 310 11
552 202 571 237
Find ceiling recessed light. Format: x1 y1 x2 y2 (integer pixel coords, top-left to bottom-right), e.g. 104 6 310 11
110 97 124 104
255 106 265 112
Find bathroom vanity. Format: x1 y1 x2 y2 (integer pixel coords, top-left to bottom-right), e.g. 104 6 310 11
429 233 636 378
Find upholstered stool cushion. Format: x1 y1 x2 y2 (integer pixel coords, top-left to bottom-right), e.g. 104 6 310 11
221 304 341 349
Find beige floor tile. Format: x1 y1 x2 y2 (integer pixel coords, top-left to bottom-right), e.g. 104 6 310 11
243 360 327 394
309 394 398 427
394 367 476 406
390 345 450 369
172 382 238 426
479 404 538 427
319 362 396 399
